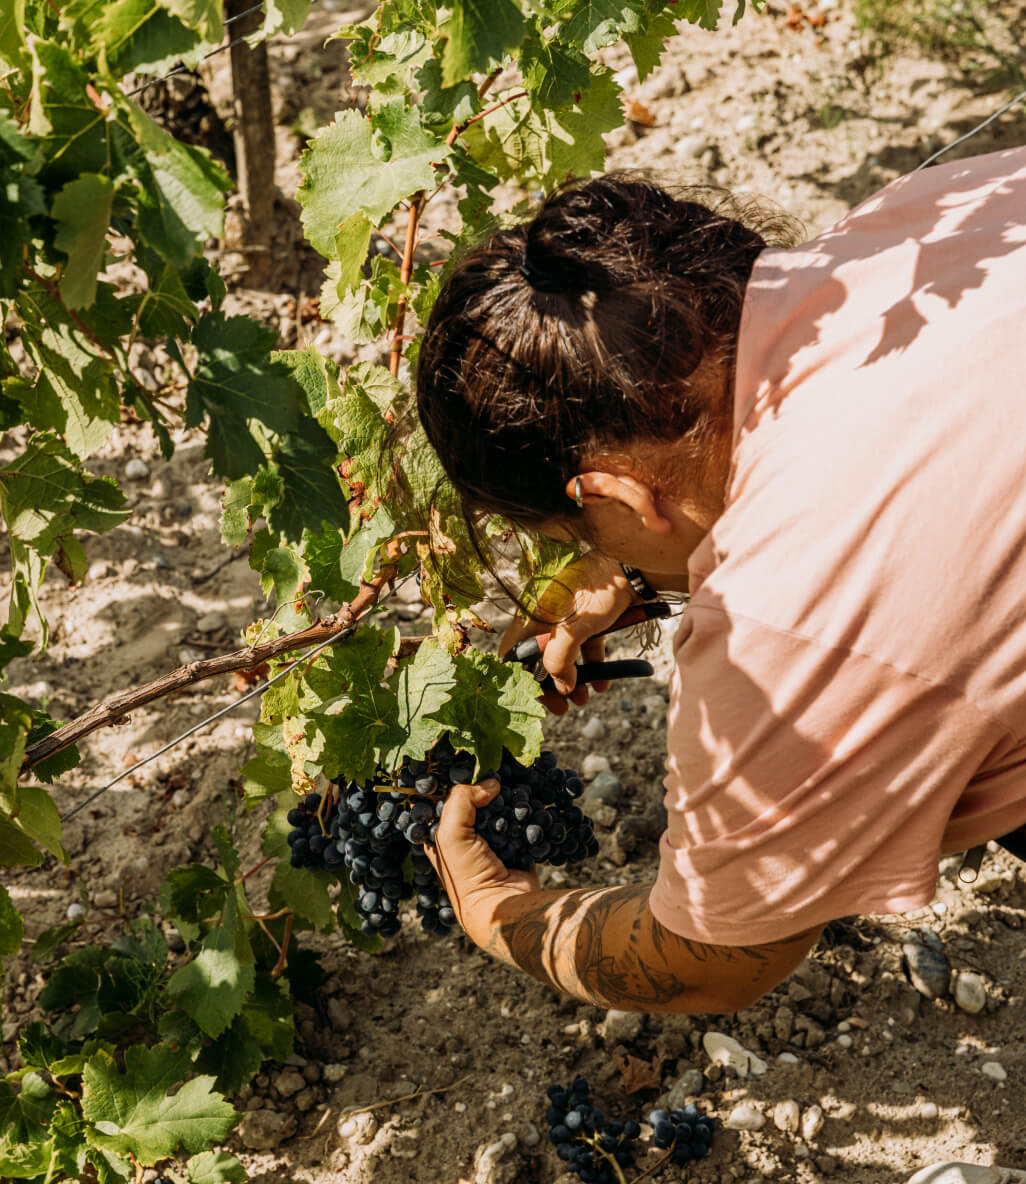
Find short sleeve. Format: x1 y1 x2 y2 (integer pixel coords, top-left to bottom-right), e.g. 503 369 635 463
648 604 1003 946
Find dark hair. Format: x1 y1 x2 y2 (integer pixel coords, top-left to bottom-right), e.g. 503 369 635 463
415 173 803 528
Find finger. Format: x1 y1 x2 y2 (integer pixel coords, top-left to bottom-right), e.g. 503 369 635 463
541 626 584 694
540 691 571 716
429 780 504 888
499 614 553 657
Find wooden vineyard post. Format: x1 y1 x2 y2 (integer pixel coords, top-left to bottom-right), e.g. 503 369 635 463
225 0 275 283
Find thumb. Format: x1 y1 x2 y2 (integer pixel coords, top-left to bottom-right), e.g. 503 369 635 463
437 778 500 843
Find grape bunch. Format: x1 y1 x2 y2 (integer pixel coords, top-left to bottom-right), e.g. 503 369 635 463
647 1103 716 1165
545 1078 641 1183
284 735 598 940
543 1080 717 1179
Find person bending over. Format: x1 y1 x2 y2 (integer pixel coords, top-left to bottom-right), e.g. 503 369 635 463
415 146 1026 1015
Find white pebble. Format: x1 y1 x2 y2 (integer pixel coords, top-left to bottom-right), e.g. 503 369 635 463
735 114 757 133
580 716 604 741
195 611 226 634
66 902 86 922
725 1102 765 1131
581 753 612 779
521 1123 540 1148
497 1083 515 1098
322 1063 346 1082
836 1021 851 1033
773 1099 800 1134
171 789 189 810
836 1034 853 1049
953 971 988 1016
801 1104 825 1140
777 1052 799 1064
454 1101 467 1113
981 1061 1007 1082
124 458 150 480
702 1031 768 1077
920 1102 939 1119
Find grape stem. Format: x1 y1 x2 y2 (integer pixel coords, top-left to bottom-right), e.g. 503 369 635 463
236 855 273 885
582 1133 628 1184
628 1144 676 1184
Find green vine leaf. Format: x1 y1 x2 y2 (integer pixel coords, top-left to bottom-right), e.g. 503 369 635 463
297 102 451 255
186 1149 248 1183
51 175 113 309
166 891 254 1040
441 0 525 85
0 883 23 957
82 1044 240 1162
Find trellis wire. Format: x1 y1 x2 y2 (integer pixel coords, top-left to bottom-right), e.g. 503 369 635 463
60 570 417 821
916 86 1026 170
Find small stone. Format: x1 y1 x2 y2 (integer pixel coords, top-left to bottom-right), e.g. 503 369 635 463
245 1096 264 1111
665 1068 705 1107
521 1123 541 1148
702 1031 768 1077
953 971 988 1015
981 1061 1007 1082
338 1112 378 1143
328 996 353 1028
773 1100 800 1134
237 1108 297 1150
66 902 86 922
580 716 604 741
124 458 150 480
302 1063 321 1083
294 1087 318 1111
836 1034 853 1049
735 114 757 132
902 929 951 1000
272 1068 306 1098
725 1102 765 1131
674 133 709 159
195 611 226 634
473 1131 519 1184
801 1104 825 1140
592 805 617 829
322 1063 346 1083
920 1102 939 1119
582 771 624 807
776 1052 799 1065
581 753 612 779
773 1005 795 1042
171 789 189 810
602 1009 644 1044
93 888 118 910
87 560 113 581
175 501 193 518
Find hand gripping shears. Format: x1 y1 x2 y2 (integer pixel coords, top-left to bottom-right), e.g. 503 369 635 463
506 601 676 694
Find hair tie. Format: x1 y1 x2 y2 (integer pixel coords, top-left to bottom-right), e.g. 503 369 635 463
518 250 569 295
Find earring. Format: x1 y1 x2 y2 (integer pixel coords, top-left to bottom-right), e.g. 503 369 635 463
574 476 584 509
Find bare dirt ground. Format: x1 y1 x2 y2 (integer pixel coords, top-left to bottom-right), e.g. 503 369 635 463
4 2 1026 1182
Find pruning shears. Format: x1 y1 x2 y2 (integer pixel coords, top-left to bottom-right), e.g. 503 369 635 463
506 601 678 694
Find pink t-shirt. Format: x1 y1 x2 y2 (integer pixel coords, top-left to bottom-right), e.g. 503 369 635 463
649 146 1026 946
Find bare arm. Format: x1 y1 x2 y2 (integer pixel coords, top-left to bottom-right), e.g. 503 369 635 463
483 881 820 1014
427 780 821 1014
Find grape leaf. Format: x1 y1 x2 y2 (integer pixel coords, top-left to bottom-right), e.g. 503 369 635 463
166 891 254 1040
551 0 647 53
519 34 592 109
0 817 44 866
441 0 525 86
0 1073 56 1177
191 1019 267 1097
307 626 400 782
0 434 129 641
263 0 313 35
349 26 433 88
463 69 622 188
298 102 450 255
624 8 680 78
0 785 67 863
82 1044 239 1161
279 345 341 418
159 865 230 926
125 100 230 268
383 638 456 766
415 58 479 128
184 313 301 480
677 0 723 30
265 416 349 543
0 883 23 957
268 862 334 931
186 1150 248 1183
89 0 201 75
429 649 545 772
241 745 293 804
328 211 374 294
51 173 113 309
28 40 108 179
159 0 221 42
0 693 32 793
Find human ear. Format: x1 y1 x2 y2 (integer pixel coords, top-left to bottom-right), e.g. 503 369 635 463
565 471 672 534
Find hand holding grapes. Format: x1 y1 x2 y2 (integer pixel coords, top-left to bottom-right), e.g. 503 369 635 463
424 777 540 947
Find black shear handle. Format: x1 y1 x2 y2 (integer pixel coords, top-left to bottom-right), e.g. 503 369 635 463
536 658 653 694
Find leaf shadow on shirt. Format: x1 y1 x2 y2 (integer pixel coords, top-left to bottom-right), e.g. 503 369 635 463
743 145 1026 431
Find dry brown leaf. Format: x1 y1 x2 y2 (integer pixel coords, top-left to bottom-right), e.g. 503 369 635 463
623 97 656 127
610 1050 662 1094
233 663 270 691
784 4 805 29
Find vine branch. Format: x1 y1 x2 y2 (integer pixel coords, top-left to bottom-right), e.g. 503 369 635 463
20 559 403 774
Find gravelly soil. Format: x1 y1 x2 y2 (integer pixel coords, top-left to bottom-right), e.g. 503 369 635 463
4 2 1026 1182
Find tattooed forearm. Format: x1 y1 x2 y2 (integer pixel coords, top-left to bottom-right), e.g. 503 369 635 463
485 884 821 1013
